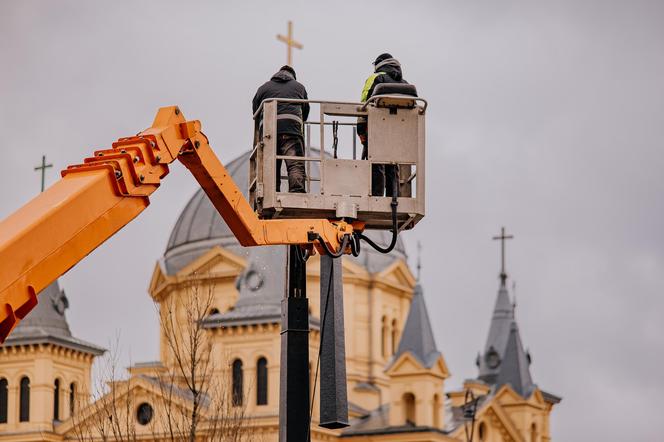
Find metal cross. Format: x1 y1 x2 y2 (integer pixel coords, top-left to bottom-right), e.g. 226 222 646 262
492 226 513 286
277 21 303 66
34 155 53 192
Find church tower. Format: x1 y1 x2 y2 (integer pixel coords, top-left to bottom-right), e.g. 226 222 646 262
0 280 104 439
385 283 449 429
449 228 561 442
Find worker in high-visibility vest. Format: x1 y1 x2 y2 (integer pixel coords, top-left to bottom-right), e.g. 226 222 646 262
358 53 409 197
253 65 310 193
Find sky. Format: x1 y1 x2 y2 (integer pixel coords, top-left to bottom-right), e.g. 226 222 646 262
1 1 663 440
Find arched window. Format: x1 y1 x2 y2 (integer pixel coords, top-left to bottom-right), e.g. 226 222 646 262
232 359 243 406
478 421 487 441
0 378 7 424
391 319 399 354
433 393 440 428
19 377 30 422
69 382 76 415
403 392 415 426
53 379 61 421
531 422 538 442
256 357 268 405
381 316 388 357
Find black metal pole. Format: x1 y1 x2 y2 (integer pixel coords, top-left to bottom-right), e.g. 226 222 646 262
319 254 349 429
279 246 310 442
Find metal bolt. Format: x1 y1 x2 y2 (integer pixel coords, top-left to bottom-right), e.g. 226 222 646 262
150 140 155 148
133 156 139 163
194 141 200 149
121 149 126 154
175 108 180 115
98 153 104 157
114 170 122 179
139 174 145 182
155 155 161 162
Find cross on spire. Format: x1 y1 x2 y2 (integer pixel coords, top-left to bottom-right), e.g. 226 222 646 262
277 21 303 66
492 226 513 286
34 155 53 193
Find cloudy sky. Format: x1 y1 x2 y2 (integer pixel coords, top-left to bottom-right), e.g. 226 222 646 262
2 1 663 440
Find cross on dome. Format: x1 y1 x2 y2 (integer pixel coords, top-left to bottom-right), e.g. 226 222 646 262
276 21 303 66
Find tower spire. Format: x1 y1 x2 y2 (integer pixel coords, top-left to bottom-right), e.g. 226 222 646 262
492 226 513 286
478 228 536 398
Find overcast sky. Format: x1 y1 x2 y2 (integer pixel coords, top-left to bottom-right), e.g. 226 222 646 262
2 1 663 440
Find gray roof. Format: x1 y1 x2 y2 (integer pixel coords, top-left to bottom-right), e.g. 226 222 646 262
477 280 534 397
3 280 104 355
342 404 448 437
392 284 441 368
496 321 534 397
162 150 407 276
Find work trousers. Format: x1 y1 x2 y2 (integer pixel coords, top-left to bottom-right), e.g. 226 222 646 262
361 144 399 197
276 134 306 193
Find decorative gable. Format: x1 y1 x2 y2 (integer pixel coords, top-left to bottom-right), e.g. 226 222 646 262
385 351 449 380
58 376 201 439
178 246 246 277
377 260 416 289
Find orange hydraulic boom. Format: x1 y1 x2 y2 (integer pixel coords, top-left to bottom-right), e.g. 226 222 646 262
0 106 362 343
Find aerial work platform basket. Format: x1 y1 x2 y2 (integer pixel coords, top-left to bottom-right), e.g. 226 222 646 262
250 91 427 231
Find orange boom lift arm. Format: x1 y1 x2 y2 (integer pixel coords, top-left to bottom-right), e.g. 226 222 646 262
0 106 362 342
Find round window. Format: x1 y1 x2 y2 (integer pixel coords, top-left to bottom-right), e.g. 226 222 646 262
136 403 153 425
485 348 501 369
245 270 264 291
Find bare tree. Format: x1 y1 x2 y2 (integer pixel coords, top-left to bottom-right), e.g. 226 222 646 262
70 335 138 442
154 280 253 441
69 281 255 441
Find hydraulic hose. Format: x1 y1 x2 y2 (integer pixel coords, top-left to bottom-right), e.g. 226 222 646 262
317 233 350 259
350 232 361 257
358 173 399 254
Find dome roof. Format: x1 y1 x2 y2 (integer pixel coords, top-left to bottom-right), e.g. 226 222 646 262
163 150 407 275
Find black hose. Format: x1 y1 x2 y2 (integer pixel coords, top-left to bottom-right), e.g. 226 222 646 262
358 168 400 254
350 232 361 257
316 233 350 259
295 246 310 263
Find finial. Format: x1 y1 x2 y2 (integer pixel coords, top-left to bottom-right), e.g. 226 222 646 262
512 281 517 317
492 227 513 286
416 240 422 281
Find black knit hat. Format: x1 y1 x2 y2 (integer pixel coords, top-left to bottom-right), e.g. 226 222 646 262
373 53 393 66
280 65 296 79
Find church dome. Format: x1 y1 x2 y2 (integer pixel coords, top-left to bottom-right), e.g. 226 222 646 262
163 150 407 275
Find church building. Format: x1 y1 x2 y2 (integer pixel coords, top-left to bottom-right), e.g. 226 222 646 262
0 152 560 441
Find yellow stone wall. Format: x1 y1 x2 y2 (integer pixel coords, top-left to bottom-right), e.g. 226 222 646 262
0 344 94 440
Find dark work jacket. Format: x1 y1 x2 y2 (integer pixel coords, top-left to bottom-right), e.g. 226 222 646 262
361 62 408 102
358 61 408 137
252 69 310 137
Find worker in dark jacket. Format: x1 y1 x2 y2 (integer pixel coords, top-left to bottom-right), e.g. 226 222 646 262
358 53 408 197
253 65 309 193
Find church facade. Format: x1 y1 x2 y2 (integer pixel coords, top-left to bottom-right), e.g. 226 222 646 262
0 152 560 441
